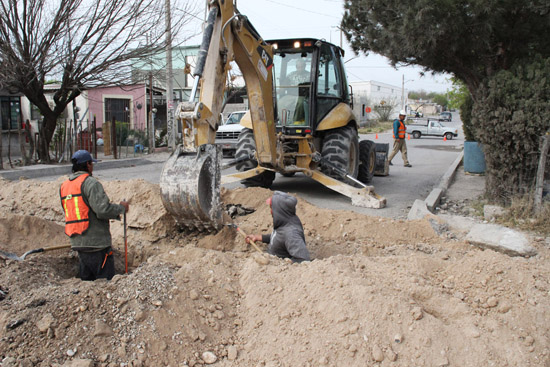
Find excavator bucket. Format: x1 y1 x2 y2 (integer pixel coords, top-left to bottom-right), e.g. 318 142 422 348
160 144 224 231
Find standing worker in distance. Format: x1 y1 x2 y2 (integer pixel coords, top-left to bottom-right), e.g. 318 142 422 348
246 191 310 263
60 150 130 281
388 110 412 167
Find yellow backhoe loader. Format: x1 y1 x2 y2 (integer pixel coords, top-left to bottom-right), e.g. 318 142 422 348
160 0 387 231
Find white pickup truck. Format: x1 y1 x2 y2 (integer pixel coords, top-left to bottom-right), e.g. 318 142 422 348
406 118 458 140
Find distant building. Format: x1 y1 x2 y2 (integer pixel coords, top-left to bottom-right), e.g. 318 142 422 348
132 45 200 106
349 81 406 124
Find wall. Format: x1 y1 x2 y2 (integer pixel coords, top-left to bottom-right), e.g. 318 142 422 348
350 81 405 123
87 85 147 130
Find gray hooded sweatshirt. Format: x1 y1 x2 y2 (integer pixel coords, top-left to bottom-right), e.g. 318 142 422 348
261 191 310 263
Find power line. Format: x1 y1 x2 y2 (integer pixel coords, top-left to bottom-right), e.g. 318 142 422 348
263 0 341 19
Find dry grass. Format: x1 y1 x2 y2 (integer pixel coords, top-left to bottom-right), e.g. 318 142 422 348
358 121 393 134
496 196 550 236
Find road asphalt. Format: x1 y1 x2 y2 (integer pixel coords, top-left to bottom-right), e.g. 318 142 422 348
1 146 463 216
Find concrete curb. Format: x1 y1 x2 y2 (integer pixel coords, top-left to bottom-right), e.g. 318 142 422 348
0 157 156 181
425 151 464 212
408 150 464 219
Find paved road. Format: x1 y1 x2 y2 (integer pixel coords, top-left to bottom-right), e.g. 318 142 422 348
33 112 463 219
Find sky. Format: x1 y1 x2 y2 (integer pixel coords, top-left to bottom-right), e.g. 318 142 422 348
184 0 453 94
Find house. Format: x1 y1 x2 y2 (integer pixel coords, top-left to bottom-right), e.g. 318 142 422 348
131 45 200 131
349 81 407 125
87 84 148 131
1 88 26 157
131 45 248 128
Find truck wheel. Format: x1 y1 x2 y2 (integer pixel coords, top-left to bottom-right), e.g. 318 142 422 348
445 132 453 140
358 140 375 184
321 126 359 184
412 131 421 139
235 129 275 188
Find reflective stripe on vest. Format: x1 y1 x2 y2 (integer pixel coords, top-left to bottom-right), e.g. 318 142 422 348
60 174 90 237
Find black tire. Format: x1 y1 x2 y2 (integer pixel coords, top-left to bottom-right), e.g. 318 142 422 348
235 129 275 188
321 126 360 183
445 132 453 140
374 142 390 176
358 140 375 184
412 131 421 139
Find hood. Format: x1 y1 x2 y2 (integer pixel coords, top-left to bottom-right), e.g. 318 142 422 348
271 191 302 229
217 123 245 133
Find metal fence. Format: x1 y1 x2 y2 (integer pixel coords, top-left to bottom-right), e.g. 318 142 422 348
51 117 150 162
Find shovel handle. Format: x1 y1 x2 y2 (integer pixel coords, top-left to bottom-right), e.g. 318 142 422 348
20 244 72 260
123 199 128 274
235 227 264 255
40 244 72 252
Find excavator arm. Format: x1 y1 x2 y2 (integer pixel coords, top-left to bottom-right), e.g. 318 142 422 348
160 0 277 230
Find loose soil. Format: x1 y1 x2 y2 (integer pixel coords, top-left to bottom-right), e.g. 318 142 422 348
0 177 549 367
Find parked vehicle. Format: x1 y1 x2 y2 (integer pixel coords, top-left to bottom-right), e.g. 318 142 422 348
215 111 247 157
407 118 458 140
440 111 452 121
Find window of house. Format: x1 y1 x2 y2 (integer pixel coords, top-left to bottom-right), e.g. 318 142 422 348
30 103 42 120
105 98 130 124
1 96 21 130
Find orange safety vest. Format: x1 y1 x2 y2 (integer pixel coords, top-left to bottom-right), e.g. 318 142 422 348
393 119 406 139
60 174 90 237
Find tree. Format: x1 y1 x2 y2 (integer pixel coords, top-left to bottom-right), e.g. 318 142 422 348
447 78 469 111
373 98 399 122
341 0 550 202
472 58 550 204
341 0 550 96
447 77 475 141
0 0 196 162
431 94 448 109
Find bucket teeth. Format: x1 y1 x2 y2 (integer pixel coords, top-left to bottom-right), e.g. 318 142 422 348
160 144 223 232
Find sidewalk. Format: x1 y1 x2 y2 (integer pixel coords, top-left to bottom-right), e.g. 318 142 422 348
0 148 172 181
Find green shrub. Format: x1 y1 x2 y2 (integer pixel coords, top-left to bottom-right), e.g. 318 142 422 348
460 93 476 141
472 57 550 204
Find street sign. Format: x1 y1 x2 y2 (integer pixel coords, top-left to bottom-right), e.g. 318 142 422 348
365 106 372 113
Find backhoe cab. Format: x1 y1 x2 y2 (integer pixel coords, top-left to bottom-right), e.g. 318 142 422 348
160 1 386 232
234 38 362 186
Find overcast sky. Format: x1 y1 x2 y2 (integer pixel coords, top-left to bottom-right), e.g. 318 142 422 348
185 0 452 93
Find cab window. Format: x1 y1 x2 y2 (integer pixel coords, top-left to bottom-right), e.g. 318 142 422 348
315 44 343 124
317 45 341 97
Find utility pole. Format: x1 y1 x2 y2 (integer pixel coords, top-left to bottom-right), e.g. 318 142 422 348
147 33 155 153
401 74 405 112
149 72 154 152
166 0 175 149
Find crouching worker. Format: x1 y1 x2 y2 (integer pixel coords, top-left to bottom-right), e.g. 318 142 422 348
60 150 130 281
246 191 310 263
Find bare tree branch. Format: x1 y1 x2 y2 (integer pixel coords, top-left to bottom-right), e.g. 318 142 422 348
0 0 199 162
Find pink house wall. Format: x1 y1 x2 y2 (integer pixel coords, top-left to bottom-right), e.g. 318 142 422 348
87 84 147 130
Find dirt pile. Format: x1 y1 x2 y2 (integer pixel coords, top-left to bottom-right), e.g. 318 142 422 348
1 178 549 366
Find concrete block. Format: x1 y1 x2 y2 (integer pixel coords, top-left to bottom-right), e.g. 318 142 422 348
466 223 537 257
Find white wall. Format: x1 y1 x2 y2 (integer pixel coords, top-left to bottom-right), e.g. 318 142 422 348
350 80 406 123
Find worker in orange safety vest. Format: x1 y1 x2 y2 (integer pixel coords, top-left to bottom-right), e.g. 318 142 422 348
388 110 412 167
60 150 130 281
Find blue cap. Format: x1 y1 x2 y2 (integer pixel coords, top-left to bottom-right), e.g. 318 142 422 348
72 150 98 164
